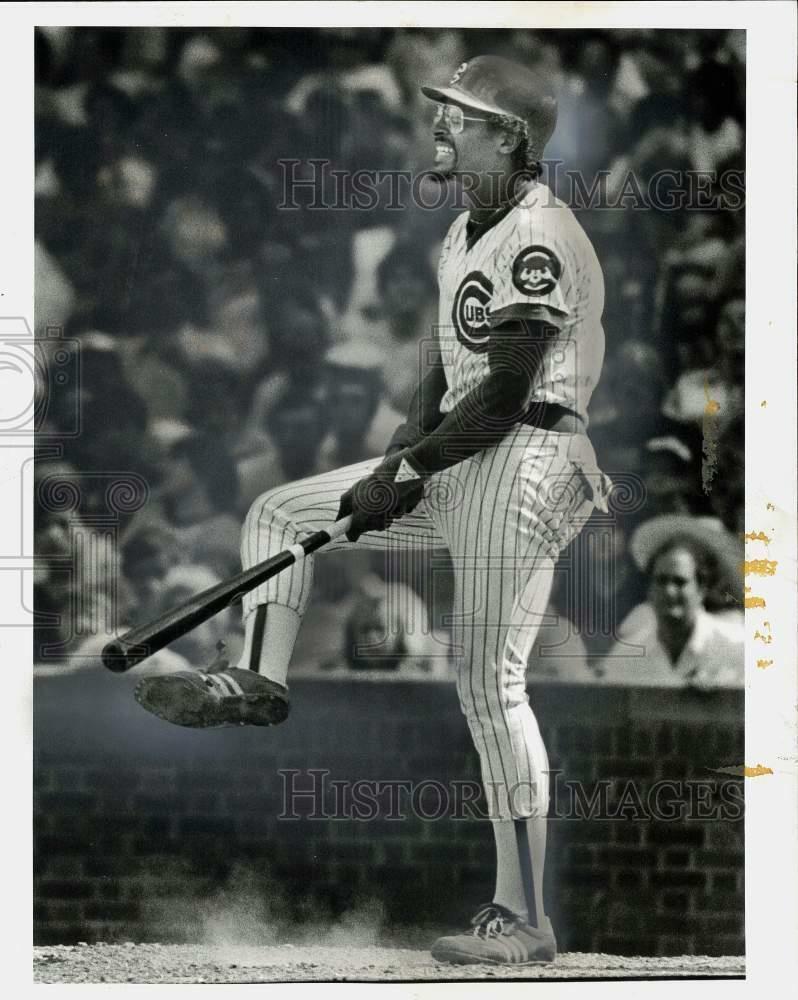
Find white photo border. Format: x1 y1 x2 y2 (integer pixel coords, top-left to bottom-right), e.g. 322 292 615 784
2 2 796 998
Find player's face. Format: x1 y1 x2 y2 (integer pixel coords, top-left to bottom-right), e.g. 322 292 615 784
649 548 704 630
431 102 493 180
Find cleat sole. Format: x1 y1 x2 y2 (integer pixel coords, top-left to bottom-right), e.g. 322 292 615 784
135 676 289 729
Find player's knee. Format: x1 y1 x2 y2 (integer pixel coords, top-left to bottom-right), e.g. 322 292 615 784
457 668 527 724
246 484 284 521
241 488 301 563
456 683 500 729
501 670 529 710
249 483 305 526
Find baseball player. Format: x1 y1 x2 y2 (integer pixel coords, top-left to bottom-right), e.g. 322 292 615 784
137 55 610 966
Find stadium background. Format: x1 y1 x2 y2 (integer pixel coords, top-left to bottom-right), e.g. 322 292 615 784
34 26 745 960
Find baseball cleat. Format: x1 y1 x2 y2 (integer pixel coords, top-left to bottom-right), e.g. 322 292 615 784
135 667 289 729
430 903 557 966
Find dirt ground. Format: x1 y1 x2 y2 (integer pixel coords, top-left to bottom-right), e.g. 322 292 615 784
34 944 745 983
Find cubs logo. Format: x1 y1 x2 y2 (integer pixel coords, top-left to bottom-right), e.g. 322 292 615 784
452 271 493 353
449 61 469 86
512 245 562 297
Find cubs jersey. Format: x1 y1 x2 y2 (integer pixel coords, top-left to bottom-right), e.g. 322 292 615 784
436 180 605 423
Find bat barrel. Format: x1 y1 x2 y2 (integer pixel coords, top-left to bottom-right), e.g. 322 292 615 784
101 638 152 673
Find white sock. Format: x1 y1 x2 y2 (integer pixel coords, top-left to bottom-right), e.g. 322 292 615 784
492 815 547 930
237 603 301 687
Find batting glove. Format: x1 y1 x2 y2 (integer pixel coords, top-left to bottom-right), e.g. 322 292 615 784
337 452 425 542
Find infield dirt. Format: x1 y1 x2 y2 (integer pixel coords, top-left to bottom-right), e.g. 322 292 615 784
34 944 745 983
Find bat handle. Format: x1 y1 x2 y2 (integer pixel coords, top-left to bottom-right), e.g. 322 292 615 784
294 515 352 559
324 515 353 544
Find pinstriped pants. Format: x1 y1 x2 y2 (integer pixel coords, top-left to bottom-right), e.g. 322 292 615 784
241 426 600 820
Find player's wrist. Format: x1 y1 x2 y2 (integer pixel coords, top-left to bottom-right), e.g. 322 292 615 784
385 426 424 459
379 449 427 484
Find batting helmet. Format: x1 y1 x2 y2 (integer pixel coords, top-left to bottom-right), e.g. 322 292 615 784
421 54 558 160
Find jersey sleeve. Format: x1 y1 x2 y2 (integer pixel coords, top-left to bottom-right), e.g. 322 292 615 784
487 209 573 331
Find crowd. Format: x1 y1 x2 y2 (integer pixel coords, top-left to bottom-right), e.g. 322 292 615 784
34 26 745 684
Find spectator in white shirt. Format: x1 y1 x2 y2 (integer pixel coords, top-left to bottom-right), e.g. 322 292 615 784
599 532 743 689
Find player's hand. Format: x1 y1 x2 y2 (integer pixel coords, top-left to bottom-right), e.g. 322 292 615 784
535 465 613 560
337 453 425 542
535 506 565 560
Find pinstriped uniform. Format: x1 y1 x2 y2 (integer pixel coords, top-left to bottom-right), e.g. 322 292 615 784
240 180 606 822
438 180 605 420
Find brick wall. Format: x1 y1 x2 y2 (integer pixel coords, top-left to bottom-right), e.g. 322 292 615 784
34 671 744 955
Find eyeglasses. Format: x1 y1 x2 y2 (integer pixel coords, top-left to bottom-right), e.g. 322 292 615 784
433 103 490 134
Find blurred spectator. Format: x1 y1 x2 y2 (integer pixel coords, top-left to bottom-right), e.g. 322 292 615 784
292 557 447 676
120 521 181 622
347 88 413 174
153 564 239 666
34 459 120 662
184 359 252 454
319 342 406 466
590 340 703 491
385 28 465 114
241 294 330 452
58 332 155 486
715 232 745 303
662 298 744 434
151 433 242 578
686 61 743 174
173 278 268 379
342 576 441 673
336 225 395 340
554 521 646 662
35 240 75 335
610 30 684 117
708 413 745 535
109 26 172 97
654 235 733 375
35 497 83 662
627 514 743 617
161 194 229 280
237 386 328 509
550 32 622 178
287 31 402 117
372 240 438 413
598 516 743 687
638 437 705 521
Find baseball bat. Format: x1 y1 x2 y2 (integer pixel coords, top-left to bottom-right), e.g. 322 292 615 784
101 515 353 673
